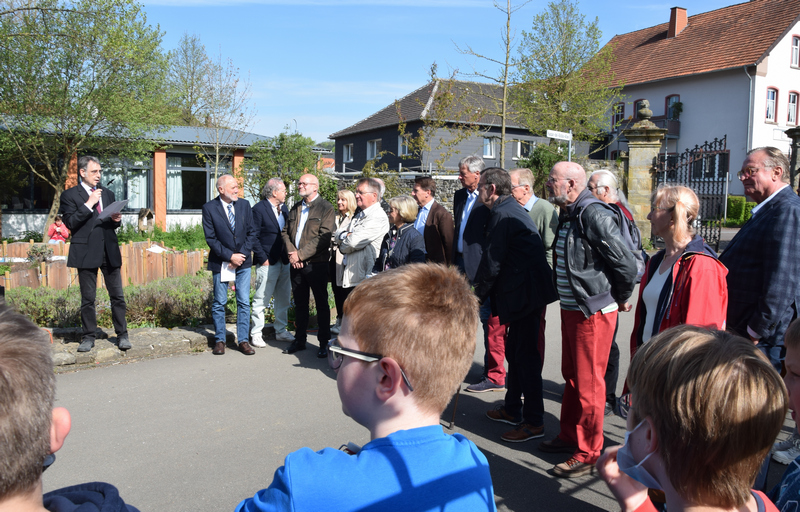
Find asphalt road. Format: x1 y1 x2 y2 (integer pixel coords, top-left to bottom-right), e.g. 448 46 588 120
42 285 790 511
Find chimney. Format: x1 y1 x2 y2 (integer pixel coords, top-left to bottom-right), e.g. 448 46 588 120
668 7 687 38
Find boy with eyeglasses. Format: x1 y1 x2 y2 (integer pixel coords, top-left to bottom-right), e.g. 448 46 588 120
235 263 496 511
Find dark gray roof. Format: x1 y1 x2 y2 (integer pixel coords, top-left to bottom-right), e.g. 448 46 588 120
329 80 526 139
155 126 270 148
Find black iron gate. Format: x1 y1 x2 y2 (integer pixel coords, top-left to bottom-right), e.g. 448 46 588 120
654 136 729 251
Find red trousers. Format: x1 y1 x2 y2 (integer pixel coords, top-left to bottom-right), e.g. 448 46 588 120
558 308 616 464
486 313 507 385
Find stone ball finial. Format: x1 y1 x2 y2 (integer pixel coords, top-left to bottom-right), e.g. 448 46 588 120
637 99 652 121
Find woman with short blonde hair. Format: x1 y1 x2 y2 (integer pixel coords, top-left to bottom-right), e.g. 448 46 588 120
330 189 357 334
373 195 425 271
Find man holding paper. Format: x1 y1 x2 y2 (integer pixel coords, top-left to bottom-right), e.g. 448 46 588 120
202 174 259 356
60 155 130 352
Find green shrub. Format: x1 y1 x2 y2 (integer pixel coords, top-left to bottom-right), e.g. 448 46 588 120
6 274 214 329
727 196 746 222
0 264 10 275
743 201 756 222
117 224 209 251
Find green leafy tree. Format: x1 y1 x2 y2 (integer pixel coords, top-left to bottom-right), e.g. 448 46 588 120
518 141 568 197
512 0 622 142
0 0 172 236
247 128 335 204
167 32 212 126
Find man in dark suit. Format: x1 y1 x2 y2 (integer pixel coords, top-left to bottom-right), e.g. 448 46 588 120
60 155 129 352
250 178 294 348
453 156 506 394
281 173 336 357
412 176 454 265
202 174 258 356
473 167 558 444
720 147 800 371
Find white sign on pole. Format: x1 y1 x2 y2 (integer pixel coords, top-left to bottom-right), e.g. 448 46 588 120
546 129 573 141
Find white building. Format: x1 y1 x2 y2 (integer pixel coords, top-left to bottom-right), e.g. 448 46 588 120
602 0 800 195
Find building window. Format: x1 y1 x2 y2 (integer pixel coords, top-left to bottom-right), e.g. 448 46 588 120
612 103 625 129
512 140 531 160
789 92 799 125
666 95 681 119
632 99 646 120
343 144 353 163
792 36 799 67
102 158 151 210
398 135 409 156
483 137 495 159
166 153 230 211
1 166 54 212
766 88 778 122
366 139 382 160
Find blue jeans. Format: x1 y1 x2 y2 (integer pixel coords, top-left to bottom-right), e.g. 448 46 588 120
212 267 251 344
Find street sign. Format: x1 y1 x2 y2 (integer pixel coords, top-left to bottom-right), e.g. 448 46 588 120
547 129 573 141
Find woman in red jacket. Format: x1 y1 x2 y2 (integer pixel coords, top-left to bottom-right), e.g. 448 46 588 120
629 186 727 356
47 214 70 243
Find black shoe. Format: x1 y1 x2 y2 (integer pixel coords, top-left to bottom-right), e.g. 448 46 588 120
118 334 131 350
317 346 328 358
77 339 94 352
283 341 306 354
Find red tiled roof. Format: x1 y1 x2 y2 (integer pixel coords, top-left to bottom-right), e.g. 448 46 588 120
604 0 800 87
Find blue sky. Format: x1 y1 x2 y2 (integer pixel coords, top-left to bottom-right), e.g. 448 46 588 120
141 0 736 144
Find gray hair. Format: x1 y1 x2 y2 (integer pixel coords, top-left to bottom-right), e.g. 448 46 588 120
215 174 235 192
261 178 284 200
77 155 100 173
357 177 381 195
459 155 485 174
373 178 386 199
590 169 621 202
509 168 534 188
748 147 791 184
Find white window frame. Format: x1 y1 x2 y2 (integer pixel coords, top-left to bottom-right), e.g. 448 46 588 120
666 95 680 119
366 139 382 160
398 135 409 156
343 144 353 163
483 137 495 159
766 88 778 122
612 103 625 129
792 36 800 67
512 140 531 160
789 92 799 125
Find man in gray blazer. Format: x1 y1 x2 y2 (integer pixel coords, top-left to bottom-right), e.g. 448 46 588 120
281 174 336 357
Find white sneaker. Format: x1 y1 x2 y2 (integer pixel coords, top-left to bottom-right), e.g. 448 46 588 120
275 331 295 342
774 429 800 451
250 335 266 348
773 437 800 464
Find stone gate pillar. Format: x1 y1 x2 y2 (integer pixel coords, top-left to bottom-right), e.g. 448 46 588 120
621 101 667 241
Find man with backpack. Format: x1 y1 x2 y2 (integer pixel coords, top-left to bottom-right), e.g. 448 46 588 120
588 169 647 417
539 162 637 478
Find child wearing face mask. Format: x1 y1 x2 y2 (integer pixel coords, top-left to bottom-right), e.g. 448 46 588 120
597 325 786 512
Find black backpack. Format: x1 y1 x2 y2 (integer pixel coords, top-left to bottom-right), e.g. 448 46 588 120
577 202 648 284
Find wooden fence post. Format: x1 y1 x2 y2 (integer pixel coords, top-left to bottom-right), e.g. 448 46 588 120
40 262 47 288
3 271 9 291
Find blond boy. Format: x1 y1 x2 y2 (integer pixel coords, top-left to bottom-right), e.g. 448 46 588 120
236 264 496 511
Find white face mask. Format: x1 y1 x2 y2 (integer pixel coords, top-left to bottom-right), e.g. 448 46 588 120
616 419 662 490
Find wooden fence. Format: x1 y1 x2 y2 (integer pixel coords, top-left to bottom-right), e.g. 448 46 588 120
1 241 206 291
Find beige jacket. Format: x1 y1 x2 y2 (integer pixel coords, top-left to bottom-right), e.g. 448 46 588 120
335 202 389 288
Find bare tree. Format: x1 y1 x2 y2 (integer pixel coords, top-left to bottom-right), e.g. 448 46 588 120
168 32 212 127
196 48 257 182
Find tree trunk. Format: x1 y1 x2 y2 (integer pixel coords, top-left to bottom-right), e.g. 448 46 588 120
43 187 64 240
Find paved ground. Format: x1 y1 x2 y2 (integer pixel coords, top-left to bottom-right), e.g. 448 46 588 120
42 280 789 512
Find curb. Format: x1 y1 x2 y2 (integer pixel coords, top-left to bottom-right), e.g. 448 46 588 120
48 323 277 372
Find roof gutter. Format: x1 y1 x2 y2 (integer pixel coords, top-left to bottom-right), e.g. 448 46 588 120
743 65 754 151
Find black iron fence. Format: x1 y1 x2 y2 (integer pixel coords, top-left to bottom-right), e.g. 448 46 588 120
654 136 729 251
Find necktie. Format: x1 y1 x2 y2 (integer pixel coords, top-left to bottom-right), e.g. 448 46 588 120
91 187 102 213
228 203 235 231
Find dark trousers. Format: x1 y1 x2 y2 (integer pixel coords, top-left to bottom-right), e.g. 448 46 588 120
504 306 545 427
77 258 127 342
604 317 620 405
290 261 331 347
332 282 349 323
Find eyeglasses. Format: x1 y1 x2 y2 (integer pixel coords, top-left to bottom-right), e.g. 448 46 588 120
650 205 674 213
546 177 567 185
588 185 604 192
511 184 526 190
355 189 376 196
327 339 414 391
737 166 773 180
298 181 314 187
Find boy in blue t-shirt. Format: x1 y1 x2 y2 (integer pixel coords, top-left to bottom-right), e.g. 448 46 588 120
236 264 496 512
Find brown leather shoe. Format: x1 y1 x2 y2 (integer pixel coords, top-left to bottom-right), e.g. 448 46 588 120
239 342 255 355
212 341 225 355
